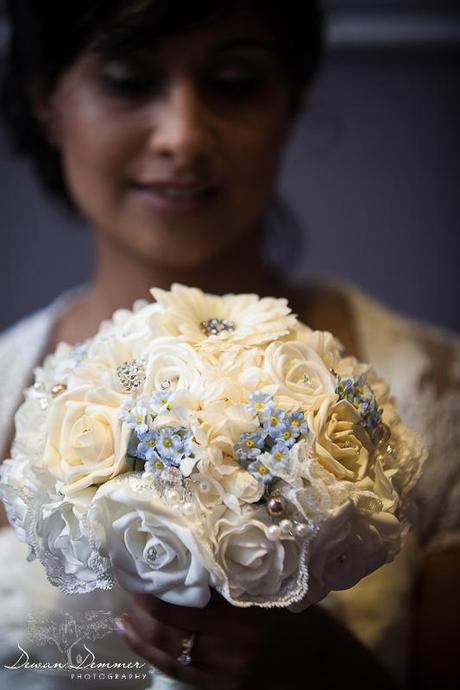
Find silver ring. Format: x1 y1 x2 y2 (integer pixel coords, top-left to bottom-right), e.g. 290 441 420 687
177 632 196 665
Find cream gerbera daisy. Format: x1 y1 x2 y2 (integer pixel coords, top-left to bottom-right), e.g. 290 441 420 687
149 284 299 352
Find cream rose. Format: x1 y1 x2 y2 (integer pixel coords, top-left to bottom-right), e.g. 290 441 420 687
42 385 130 495
212 506 299 599
263 341 336 410
295 328 343 370
88 474 217 607
311 398 374 481
143 337 211 398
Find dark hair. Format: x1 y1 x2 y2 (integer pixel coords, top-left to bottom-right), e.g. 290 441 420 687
0 1 323 212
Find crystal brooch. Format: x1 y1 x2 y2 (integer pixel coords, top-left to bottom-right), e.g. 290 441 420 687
116 359 146 394
200 318 235 336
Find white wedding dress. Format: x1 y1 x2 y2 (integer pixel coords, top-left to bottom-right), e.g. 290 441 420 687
0 278 459 689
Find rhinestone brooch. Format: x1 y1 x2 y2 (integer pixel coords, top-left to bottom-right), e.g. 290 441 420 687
116 359 146 394
200 318 236 336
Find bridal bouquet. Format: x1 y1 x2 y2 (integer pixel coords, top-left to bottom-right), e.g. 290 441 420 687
0 284 425 611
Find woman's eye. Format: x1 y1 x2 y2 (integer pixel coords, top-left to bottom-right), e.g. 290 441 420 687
208 64 267 98
100 63 160 97
216 74 259 89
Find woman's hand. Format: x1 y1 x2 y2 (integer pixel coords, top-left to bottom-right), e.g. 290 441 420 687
116 591 401 690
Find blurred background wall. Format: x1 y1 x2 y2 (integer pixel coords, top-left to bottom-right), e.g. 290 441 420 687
1 0 459 332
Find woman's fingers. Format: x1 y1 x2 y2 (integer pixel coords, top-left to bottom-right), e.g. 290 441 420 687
125 599 262 677
115 613 208 687
132 592 213 631
127 599 210 666
131 592 268 637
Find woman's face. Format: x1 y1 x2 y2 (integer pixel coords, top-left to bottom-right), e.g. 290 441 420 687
45 9 300 268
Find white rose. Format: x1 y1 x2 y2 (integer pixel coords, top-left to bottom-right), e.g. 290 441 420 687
36 487 108 592
263 341 336 410
11 388 51 463
305 501 401 604
0 483 29 543
88 473 217 607
0 459 105 592
42 385 130 495
212 506 299 600
0 457 53 542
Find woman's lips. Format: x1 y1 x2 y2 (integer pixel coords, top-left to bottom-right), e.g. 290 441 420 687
129 181 221 214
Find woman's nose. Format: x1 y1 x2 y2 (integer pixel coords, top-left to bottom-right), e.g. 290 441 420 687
147 79 215 165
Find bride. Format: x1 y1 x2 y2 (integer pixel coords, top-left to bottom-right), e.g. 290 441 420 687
1 2 459 688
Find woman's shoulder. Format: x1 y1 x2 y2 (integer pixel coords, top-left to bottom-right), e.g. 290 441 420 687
0 284 88 357
319 276 460 550
0 303 55 349
306 275 460 393
0 303 58 459
0 286 87 457
0 299 63 390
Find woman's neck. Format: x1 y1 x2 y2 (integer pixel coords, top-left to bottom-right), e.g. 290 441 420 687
49 225 285 348
95 225 283 305
48 225 362 360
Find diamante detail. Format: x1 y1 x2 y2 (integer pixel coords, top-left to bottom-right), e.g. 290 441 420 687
200 318 235 336
116 359 146 394
178 653 192 666
145 546 159 566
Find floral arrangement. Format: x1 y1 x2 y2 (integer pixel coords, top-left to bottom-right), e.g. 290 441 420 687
0 284 425 610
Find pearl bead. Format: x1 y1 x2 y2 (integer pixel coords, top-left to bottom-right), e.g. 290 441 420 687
267 525 282 541
165 489 181 504
293 523 308 537
265 496 285 517
182 502 195 516
279 519 293 535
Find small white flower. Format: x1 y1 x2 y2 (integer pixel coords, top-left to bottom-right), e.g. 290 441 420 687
119 398 150 434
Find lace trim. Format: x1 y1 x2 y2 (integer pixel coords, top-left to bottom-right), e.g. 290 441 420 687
0 285 89 463
342 279 460 549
